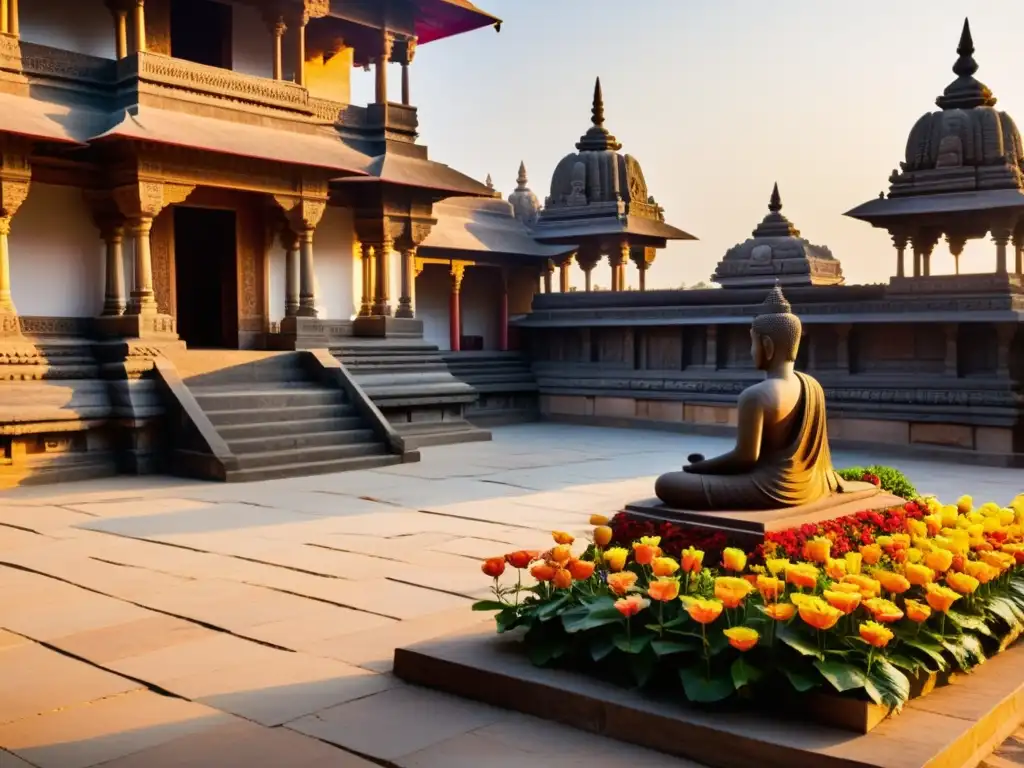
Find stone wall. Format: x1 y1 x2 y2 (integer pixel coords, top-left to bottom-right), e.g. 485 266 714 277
520 281 1024 465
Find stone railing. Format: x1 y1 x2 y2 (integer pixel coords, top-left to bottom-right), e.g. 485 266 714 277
18 42 117 86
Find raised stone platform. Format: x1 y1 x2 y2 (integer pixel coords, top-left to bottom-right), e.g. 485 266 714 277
624 488 906 549
394 624 1024 768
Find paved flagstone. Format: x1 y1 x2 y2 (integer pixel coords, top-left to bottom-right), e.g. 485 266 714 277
0 424 1020 767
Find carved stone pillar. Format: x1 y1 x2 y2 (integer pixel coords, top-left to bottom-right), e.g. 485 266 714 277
358 240 373 316
0 0 7 35
705 325 718 370
450 263 464 352
911 232 938 278
105 1 129 58
0 162 29 335
100 219 127 316
608 244 628 292
943 323 958 378
835 323 852 374
294 14 306 86
891 232 908 278
577 251 601 292
397 245 416 318
996 324 1016 378
283 229 300 317
992 226 1012 275
947 234 966 276
542 259 554 293
7 0 16 37
271 16 286 80
498 268 509 352
371 237 393 316
274 195 326 318
630 246 656 291
398 36 416 106
133 0 146 53
1013 232 1024 275
559 255 573 293
375 30 394 104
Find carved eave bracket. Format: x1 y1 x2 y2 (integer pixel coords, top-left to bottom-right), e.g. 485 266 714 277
112 180 195 220
274 194 327 233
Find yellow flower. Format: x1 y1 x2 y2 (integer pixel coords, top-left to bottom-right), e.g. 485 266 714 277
589 514 610 526
604 547 629 572
722 547 747 573
723 626 760 652
863 597 904 623
946 571 981 595
844 552 863 575
940 505 959 527
906 519 928 539
651 557 680 578
999 508 1016 526
593 526 613 548
766 557 790 576
828 581 862 594
981 551 1015 573
872 569 911 595
756 574 784 602
859 621 894 648
647 577 681 602
825 559 847 581
925 583 961 613
789 592 814 607
842 574 882 599
638 535 662 548
607 571 639 596
905 599 932 623
957 495 973 515
925 549 954 573
765 602 796 621
683 597 723 625
714 576 755 608
823 589 861 615
552 531 575 545
680 547 704 574
964 560 998 585
923 514 943 535
904 562 934 587
906 548 924 564
797 597 843 631
803 537 832 564
785 563 819 590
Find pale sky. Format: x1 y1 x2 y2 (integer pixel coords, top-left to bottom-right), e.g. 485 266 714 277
353 1 1024 289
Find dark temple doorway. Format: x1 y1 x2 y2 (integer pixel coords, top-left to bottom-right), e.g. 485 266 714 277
170 0 233 70
174 207 239 349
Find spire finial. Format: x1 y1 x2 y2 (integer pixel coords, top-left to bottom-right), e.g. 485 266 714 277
485 173 494 191
592 77 605 127
769 182 782 213
953 17 979 78
936 17 995 109
517 161 528 186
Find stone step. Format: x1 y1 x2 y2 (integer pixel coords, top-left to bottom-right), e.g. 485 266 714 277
216 415 365 440
227 428 377 455
205 403 356 427
193 387 345 411
225 452 402 483
234 441 388 470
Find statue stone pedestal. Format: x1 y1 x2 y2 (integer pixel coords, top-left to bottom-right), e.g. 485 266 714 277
625 486 905 552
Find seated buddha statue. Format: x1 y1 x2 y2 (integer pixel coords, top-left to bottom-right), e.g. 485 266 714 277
654 285 874 511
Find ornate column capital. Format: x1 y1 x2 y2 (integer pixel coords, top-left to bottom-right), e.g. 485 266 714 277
274 195 327 232
113 180 193 220
396 35 417 66
380 29 396 62
450 263 466 292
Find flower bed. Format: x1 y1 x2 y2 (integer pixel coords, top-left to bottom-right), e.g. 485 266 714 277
476 492 1024 729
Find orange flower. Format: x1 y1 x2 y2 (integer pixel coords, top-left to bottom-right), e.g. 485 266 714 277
860 543 883 566
1001 543 1024 565
651 557 680 577
648 578 681 602
925 583 961 613
614 593 650 618
823 589 862 615
825 559 847 581
723 626 760 652
946 571 980 595
859 620 894 648
482 557 506 578
593 526 613 548
684 597 723 625
551 544 573 564
530 563 556 582
714 576 754 608
764 602 796 621
553 568 573 590
964 560 998 585
872 569 911 595
797 597 843 631
904 562 934 587
552 531 575 545
863 597 904 623
905 599 932 623
680 547 705 573
982 551 1016 573
785 563 819 590
604 547 629 572
607 571 638 596
568 559 596 581
589 514 611 526
842 574 882 599
504 550 539 569
722 547 747 572
756 574 784 602
633 543 658 566
828 581 861 594
803 537 832 564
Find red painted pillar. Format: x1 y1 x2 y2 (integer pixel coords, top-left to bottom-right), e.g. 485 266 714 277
449 265 463 352
498 270 509 351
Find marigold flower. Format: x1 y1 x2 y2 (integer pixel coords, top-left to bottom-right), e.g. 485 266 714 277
482 557 506 578
765 602 796 621
615 593 650 618
633 543 657 566
589 514 610 526
714 576 754 608
680 547 705 573
553 568 573 589
797 597 843 631
504 550 539 569
803 537 832 564
722 547 747 572
863 597 904 623
756 574 784 602
906 548 924 564
604 547 629 572
648 577 681 602
651 557 680 577
957 495 973 515
607 571 638 596
593 525 613 548
946 571 980 594
552 531 575 545
724 626 760 652
859 620 894 648
683 597 723 625
568 559 596 581
829 581 861 594
905 599 932 623
530 562 556 582
860 543 883 565
844 552 863 575
842 574 882 599
925 549 954 573
551 544 573 564
906 519 928 539
823 588 862 615
785 563 819 590
765 557 790 576
904 562 934 587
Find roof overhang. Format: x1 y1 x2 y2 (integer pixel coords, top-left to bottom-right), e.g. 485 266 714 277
0 92 98 146
845 189 1024 226
415 0 502 45
420 198 578 259
332 152 494 197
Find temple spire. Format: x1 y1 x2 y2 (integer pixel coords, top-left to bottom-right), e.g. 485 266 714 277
936 18 996 110
576 76 622 152
516 161 528 188
592 77 605 128
485 173 494 190
769 182 782 213
752 181 800 238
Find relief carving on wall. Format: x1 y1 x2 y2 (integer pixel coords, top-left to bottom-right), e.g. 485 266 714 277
151 210 174 315
236 202 263 326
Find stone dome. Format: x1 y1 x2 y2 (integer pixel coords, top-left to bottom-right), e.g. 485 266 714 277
507 161 541 227
893 19 1024 194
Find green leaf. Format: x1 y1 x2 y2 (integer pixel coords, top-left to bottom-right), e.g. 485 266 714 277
731 657 763 690
781 664 820 693
899 637 948 672
941 634 986 671
986 597 1023 631
526 633 567 666
614 634 653 655
777 625 823 660
535 594 571 622
947 610 994 637
651 639 700 658
495 607 524 634
630 649 657 687
813 659 867 693
472 600 506 612
887 653 922 675
589 632 617 662
561 604 623 634
679 666 735 703
867 658 911 711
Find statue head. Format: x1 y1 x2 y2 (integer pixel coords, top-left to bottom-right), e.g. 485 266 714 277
750 284 801 369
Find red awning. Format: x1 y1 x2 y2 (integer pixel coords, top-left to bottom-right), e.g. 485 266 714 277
415 0 501 45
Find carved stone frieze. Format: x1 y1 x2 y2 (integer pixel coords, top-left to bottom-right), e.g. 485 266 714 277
19 42 116 86
274 195 327 231
112 180 195 219
150 211 173 314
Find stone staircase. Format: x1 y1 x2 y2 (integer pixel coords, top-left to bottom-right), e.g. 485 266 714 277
332 340 491 448
441 351 540 425
160 349 403 482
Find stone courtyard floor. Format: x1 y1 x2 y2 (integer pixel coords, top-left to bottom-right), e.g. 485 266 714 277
0 423 1022 768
